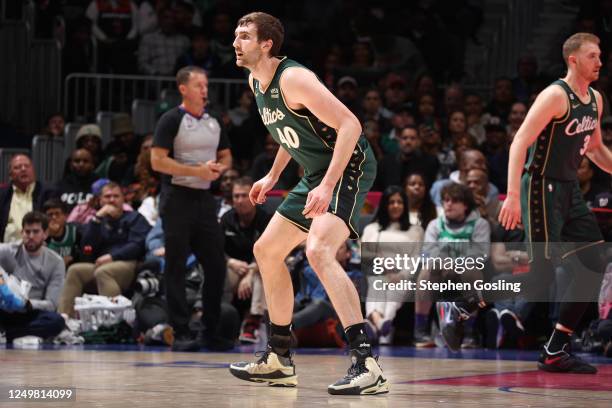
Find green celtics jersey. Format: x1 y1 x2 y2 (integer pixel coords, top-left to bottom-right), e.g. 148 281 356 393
46 223 78 260
526 79 598 180
252 57 372 175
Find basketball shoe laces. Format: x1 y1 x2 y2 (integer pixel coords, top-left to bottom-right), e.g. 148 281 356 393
254 346 294 366
343 354 375 381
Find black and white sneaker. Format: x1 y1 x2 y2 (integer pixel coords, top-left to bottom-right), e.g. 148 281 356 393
436 302 471 352
327 349 390 395
537 344 597 374
229 347 298 387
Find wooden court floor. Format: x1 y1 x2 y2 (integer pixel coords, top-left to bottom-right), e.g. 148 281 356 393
1 347 611 407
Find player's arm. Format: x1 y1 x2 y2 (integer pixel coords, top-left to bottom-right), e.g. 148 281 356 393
499 85 567 229
249 147 292 205
268 147 292 181
280 68 362 217
586 90 612 173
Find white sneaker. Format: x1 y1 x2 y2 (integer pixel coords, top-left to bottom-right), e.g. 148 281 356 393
229 347 298 387
328 349 390 395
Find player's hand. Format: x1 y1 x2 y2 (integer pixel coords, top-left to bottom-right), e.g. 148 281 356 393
249 175 277 205
302 184 333 219
499 193 521 230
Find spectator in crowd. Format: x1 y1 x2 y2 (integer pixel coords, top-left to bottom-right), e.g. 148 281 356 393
43 199 81 268
58 182 151 317
335 76 362 118
55 148 97 211
210 11 242 78
123 135 160 203
383 73 409 112
413 73 436 102
0 212 65 343
138 0 170 35
174 30 219 75
0 155 55 243
67 178 134 225
226 88 266 172
361 89 392 134
512 54 545 104
465 168 501 229
420 120 455 180
465 92 487 145
376 125 439 190
381 106 415 156
320 51 342 92
75 124 104 167
446 111 467 146
349 40 376 71
138 7 190 76
597 261 612 357
506 102 528 142
486 77 515 123
363 120 385 162
429 148 499 210
361 186 424 344
422 183 491 348
86 0 139 73
216 168 239 220
97 114 140 182
221 177 272 343
249 133 300 191
138 190 160 227
486 219 532 350
481 116 510 193
41 112 65 139
415 93 438 127
577 157 609 208
593 192 612 242
404 172 437 228
443 84 465 118
602 116 612 148
292 241 361 342
173 0 203 36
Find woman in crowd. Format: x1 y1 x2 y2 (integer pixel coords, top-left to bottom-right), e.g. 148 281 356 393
361 186 424 344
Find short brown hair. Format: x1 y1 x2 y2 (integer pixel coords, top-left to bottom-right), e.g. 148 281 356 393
176 65 207 87
440 182 476 215
237 12 284 57
562 32 600 64
233 176 254 189
22 211 49 230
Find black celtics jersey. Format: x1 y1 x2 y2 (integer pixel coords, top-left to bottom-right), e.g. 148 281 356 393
526 79 598 180
252 57 373 176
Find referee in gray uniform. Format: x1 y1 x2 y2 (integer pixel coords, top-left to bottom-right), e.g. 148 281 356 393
151 66 232 351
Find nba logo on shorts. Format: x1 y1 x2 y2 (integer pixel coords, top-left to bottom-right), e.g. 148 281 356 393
548 184 553 192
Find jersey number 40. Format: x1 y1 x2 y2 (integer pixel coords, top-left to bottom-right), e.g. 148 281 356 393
276 126 300 149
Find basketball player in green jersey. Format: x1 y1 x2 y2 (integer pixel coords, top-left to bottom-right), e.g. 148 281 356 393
227 12 388 395
438 33 612 373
